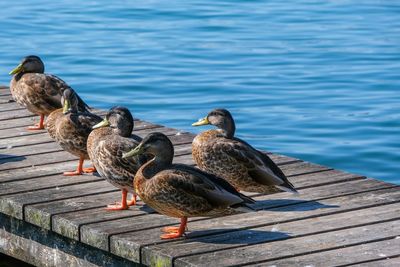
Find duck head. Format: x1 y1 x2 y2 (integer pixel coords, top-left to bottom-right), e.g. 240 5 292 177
122 132 173 163
192 108 236 138
9 55 45 75
92 106 133 137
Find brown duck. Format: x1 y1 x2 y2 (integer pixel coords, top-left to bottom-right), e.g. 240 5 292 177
87 107 151 210
46 88 102 175
192 108 297 194
122 132 255 239
9 55 88 130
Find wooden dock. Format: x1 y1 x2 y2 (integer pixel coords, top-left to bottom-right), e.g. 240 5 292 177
0 85 399 267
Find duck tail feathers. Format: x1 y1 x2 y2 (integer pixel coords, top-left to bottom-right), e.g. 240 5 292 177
231 203 256 213
276 184 299 195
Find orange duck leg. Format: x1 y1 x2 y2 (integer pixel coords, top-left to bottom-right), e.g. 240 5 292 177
27 114 45 130
106 189 130 211
161 217 187 239
63 156 96 176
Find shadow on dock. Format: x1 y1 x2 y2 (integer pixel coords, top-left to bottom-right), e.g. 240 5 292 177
254 199 339 211
0 154 26 165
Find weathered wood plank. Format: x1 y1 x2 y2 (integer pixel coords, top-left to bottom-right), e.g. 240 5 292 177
256 237 400 267
0 213 139 267
0 101 25 112
0 119 160 146
349 257 400 267
0 142 192 171
0 109 106 129
0 115 39 129
0 174 103 196
78 179 390 252
0 160 97 183
0 180 117 220
28 191 128 234
112 186 399 263
175 220 400 267
145 202 400 267
0 108 34 121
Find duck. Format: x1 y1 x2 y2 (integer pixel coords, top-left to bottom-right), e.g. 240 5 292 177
46 88 102 175
192 108 297 194
122 132 255 239
9 55 89 130
87 106 151 210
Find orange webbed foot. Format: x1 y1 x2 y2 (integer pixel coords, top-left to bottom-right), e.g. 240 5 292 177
160 232 185 239
63 170 82 176
126 195 137 206
162 226 180 233
160 217 187 239
27 124 45 130
105 203 129 211
82 167 96 173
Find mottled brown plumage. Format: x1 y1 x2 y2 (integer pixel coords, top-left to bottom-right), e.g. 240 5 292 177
87 106 150 210
123 132 254 239
192 108 297 194
46 88 101 176
9 55 89 130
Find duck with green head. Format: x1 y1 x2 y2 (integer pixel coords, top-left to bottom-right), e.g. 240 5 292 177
46 88 102 175
87 107 151 210
192 108 297 194
9 55 89 130
122 132 255 239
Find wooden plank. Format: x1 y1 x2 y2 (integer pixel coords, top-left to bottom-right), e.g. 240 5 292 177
0 174 103 196
77 179 390 252
0 116 38 129
27 191 127 234
289 169 364 189
145 203 400 267
175 220 400 267
0 180 117 220
0 213 137 267
0 123 184 150
52 206 153 241
0 109 106 130
348 257 400 267
0 160 97 183
111 186 399 263
0 101 25 112
0 118 158 143
0 141 192 171
0 108 33 121
256 237 400 267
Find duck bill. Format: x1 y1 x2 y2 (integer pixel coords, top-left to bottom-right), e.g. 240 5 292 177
62 99 70 114
92 119 109 129
9 63 24 75
192 117 209 126
122 145 144 159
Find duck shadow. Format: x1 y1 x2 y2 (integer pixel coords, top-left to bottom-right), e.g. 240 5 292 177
185 229 291 244
0 154 26 165
253 198 339 212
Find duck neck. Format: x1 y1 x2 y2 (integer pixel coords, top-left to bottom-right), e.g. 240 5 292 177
113 120 133 137
219 120 235 139
141 144 174 179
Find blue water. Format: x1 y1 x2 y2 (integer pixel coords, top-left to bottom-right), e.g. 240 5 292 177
0 1 399 183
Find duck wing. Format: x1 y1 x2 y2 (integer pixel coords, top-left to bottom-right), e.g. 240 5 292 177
96 135 149 178
224 137 297 193
167 164 255 207
46 74 91 112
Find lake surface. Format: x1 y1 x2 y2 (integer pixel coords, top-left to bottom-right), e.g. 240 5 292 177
0 0 399 183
